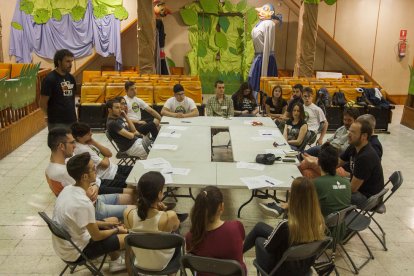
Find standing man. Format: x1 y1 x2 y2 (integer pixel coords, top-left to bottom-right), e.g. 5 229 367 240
206 80 234 117
302 87 328 145
123 81 161 139
161 84 199 118
40 49 77 130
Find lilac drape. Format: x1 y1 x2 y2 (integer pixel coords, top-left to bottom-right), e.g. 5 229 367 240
9 0 122 70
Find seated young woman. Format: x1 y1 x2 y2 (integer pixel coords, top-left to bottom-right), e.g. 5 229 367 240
243 177 326 275
124 171 180 271
232 82 259 117
185 186 246 274
266 85 287 121
283 102 308 150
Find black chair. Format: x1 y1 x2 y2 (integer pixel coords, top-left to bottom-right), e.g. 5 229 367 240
367 171 403 250
105 131 138 166
181 254 245 276
296 130 314 152
125 232 185 275
38 212 106 276
342 188 389 274
253 237 332 276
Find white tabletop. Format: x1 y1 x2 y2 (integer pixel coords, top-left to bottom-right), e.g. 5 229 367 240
126 161 217 188
216 162 302 190
160 116 276 128
148 125 211 162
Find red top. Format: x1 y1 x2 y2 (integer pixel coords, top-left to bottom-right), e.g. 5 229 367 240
185 220 246 274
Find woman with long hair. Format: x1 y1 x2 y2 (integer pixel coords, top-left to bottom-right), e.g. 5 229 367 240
123 171 180 271
243 177 326 275
185 186 246 273
232 82 259 117
266 85 287 120
283 102 308 150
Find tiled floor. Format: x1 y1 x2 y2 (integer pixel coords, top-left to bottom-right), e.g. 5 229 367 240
0 106 413 275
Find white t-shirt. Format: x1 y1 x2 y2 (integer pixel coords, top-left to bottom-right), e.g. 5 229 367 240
45 162 76 196
304 103 327 132
163 96 197 114
124 96 149 121
52 185 96 262
74 143 118 180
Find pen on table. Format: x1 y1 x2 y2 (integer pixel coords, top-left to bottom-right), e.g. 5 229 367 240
291 176 295 179
265 180 275 186
170 131 175 134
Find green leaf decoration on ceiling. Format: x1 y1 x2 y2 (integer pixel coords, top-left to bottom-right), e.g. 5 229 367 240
52 9 62 21
246 8 258 25
11 22 23 31
236 0 247 12
199 0 218 14
198 40 208 58
219 16 230 33
33 9 50 24
71 5 86 21
215 32 228 50
20 0 34 15
324 0 337 5
180 9 198 26
93 5 107 19
114 6 128 20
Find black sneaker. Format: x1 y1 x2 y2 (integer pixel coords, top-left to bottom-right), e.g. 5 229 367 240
259 202 284 218
177 213 189 223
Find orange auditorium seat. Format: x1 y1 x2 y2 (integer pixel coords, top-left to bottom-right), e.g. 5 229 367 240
82 71 101 83
154 85 174 106
105 85 126 101
80 85 106 104
135 85 154 105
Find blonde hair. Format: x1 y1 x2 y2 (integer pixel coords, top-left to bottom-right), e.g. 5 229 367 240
287 177 325 245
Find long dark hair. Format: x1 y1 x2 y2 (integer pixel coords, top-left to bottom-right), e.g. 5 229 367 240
235 82 255 104
271 85 284 109
189 186 223 250
291 102 306 124
136 171 165 220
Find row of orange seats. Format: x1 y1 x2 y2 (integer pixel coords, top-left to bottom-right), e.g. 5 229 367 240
80 81 203 106
82 70 199 83
0 63 32 79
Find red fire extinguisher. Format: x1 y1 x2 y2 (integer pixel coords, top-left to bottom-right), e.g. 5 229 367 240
398 40 407 58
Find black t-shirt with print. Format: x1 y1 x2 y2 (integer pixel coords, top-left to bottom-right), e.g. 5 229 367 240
340 143 384 198
265 97 287 114
106 117 136 152
232 94 257 112
41 70 77 124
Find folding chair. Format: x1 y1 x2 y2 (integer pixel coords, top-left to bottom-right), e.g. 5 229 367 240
253 237 332 276
367 171 403 250
181 254 245 276
105 131 138 166
125 232 185 276
38 212 106 276
342 188 389 274
296 130 314 152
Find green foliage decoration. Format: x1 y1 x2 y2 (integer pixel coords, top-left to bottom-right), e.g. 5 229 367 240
71 5 86 21
93 5 108 19
33 8 50 24
180 9 198 26
52 9 62 21
246 8 258 25
198 40 208 58
114 6 128 20
20 0 34 15
219 16 230 33
215 32 228 50
324 0 337 5
236 0 247 12
11 22 23 31
199 0 218 14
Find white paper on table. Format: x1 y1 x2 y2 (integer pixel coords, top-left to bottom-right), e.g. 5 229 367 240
240 175 283 190
139 158 172 169
265 149 286 156
258 129 282 138
161 173 173 184
166 126 188 131
251 136 274 141
236 161 265 171
161 167 191 176
151 144 178 151
158 132 182 138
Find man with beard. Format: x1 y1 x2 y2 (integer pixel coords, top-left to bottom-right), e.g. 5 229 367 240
40 49 77 130
283 84 304 119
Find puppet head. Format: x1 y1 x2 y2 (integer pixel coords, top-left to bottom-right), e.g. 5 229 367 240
255 3 275 21
154 1 170 17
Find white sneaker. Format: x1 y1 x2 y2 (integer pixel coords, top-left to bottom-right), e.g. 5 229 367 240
109 256 126 273
259 202 284 218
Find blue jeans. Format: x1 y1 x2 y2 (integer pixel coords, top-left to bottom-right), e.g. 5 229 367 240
305 145 322 157
95 194 127 220
351 191 368 209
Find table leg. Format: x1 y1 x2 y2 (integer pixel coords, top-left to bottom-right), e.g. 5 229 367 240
237 190 255 218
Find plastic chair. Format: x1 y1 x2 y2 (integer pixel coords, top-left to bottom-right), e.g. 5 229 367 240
253 237 332 276
342 188 389 274
38 212 106 276
181 254 245 276
125 232 185 276
105 131 138 166
367 171 403 250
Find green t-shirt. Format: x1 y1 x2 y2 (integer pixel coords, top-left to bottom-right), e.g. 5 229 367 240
314 174 351 218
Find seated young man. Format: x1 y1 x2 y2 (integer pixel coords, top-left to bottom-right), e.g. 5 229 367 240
52 153 128 273
106 99 150 159
45 128 134 221
206 80 234 117
302 87 328 145
71 122 134 195
123 81 160 139
161 84 199 118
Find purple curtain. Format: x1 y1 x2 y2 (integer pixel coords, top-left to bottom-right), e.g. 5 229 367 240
9 0 122 70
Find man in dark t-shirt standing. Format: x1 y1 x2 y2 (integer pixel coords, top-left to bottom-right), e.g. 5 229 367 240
40 49 77 130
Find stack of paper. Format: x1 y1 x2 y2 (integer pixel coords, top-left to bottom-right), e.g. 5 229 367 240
240 175 283 190
236 161 265 171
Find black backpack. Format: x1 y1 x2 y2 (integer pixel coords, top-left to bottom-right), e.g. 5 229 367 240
332 92 346 107
315 88 331 114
